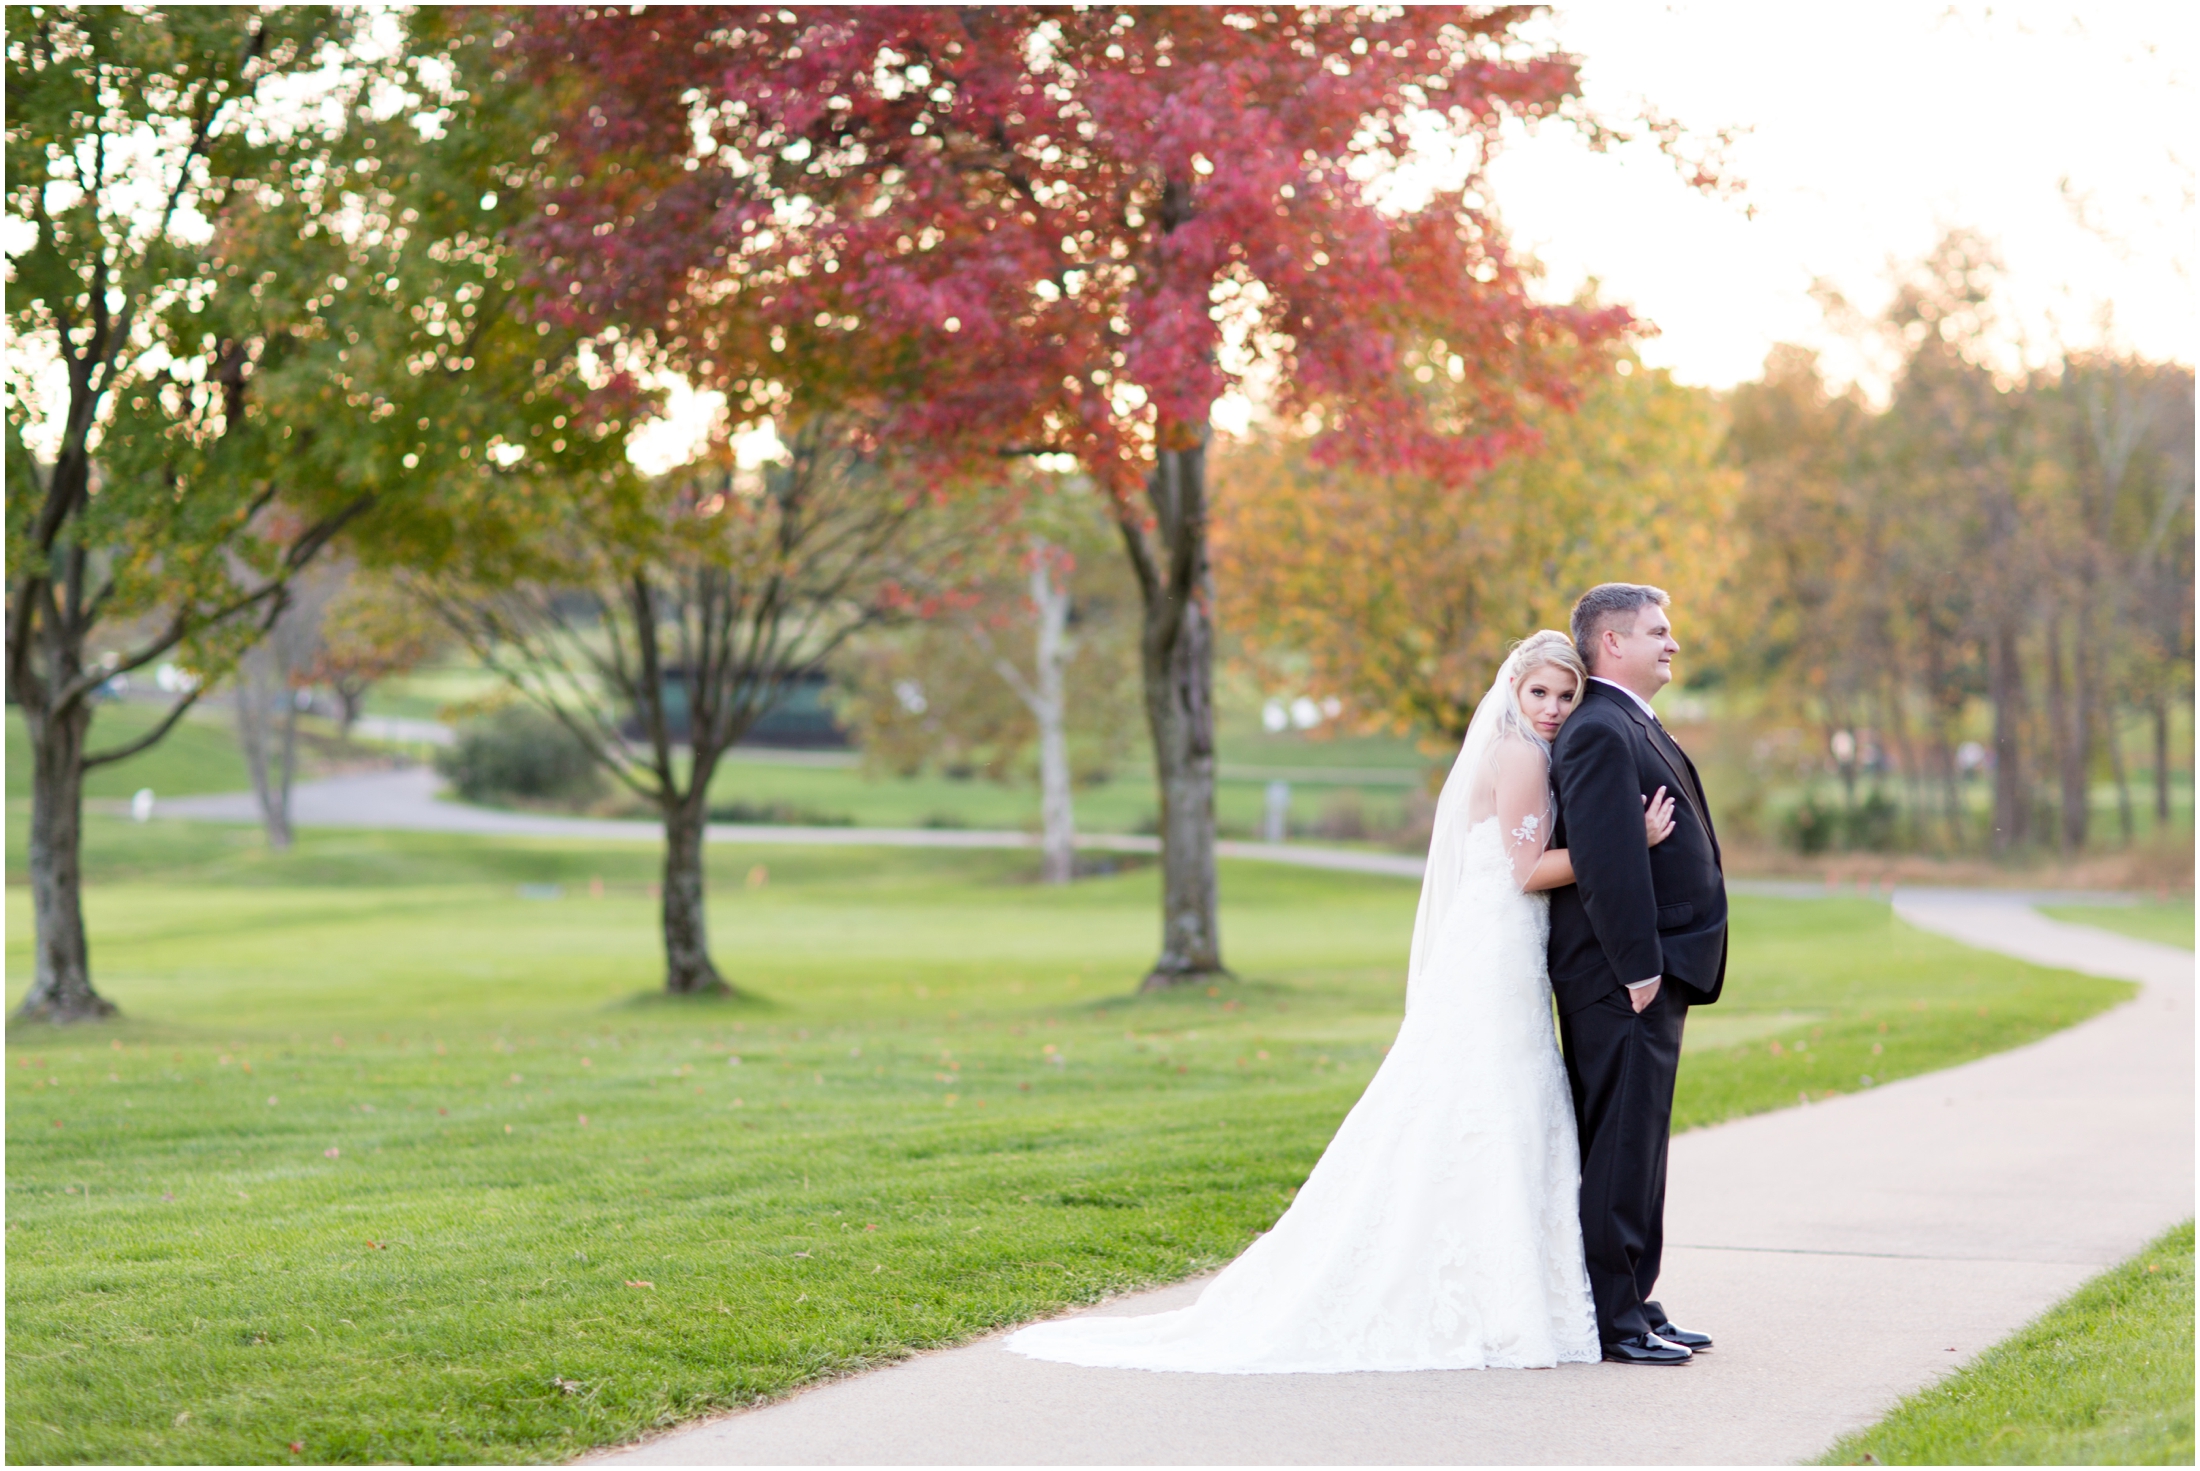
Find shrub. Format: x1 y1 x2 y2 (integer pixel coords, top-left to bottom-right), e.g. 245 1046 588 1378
706 799 853 827
436 706 603 806
1785 793 1838 854
1847 788 1901 852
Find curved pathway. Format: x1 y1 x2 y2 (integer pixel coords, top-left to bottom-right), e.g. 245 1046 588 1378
158 771 2192 1463
589 900 2189 1466
154 766 1427 878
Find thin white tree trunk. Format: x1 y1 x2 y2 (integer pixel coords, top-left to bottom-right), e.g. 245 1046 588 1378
233 566 341 850
1029 557 1076 885
989 545 1078 884
235 644 295 850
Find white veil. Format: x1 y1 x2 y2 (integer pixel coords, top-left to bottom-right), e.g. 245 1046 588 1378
1402 632 1574 1012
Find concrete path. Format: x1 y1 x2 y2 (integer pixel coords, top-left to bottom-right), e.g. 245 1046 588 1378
581 895 2190 1466
153 767 1429 879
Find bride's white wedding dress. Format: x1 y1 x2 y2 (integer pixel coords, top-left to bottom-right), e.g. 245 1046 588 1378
1005 663 1600 1374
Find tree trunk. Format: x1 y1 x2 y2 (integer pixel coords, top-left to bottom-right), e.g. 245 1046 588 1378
2068 622 2098 852
335 678 368 736
2103 701 2134 846
1132 441 1225 989
1922 629 1966 850
2154 693 2173 825
2045 616 2088 854
16 701 115 1022
1028 558 1076 886
1989 623 2027 854
659 798 728 995
235 644 295 851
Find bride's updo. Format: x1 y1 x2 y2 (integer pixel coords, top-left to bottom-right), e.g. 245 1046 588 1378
1506 629 1587 696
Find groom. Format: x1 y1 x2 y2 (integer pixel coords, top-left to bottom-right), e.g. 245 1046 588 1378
1548 583 1727 1366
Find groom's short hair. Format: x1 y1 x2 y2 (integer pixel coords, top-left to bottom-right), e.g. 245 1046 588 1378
1571 583 1670 672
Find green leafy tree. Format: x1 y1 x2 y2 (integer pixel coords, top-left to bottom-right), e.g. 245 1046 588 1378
4 8 624 1020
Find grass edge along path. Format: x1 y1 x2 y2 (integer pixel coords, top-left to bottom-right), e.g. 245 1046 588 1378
2038 900 2194 951
3 828 2143 1465
1821 1220 2195 1465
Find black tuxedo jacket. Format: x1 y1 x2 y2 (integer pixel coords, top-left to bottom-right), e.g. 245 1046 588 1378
1547 680 1727 1016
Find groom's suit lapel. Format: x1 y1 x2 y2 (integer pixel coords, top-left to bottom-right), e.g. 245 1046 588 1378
1597 685 1721 866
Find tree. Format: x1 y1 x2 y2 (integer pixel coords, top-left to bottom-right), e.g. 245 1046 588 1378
4 8 628 1020
1218 352 1738 749
419 416 948 995
303 567 449 734
231 559 343 850
832 474 1142 881
514 5 1641 987
1723 230 2194 862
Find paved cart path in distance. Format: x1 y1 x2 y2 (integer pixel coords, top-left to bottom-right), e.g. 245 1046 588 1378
153 766 1425 878
585 897 2191 1466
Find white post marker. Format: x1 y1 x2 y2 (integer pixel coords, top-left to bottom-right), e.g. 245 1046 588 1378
130 788 155 823
1262 781 1290 844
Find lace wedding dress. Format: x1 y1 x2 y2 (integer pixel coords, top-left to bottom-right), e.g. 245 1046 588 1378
1005 652 1600 1374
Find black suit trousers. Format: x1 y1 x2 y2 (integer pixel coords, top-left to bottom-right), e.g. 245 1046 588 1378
1558 982 1687 1345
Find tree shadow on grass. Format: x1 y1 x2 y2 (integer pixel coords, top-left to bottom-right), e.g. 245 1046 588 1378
609 985 786 1016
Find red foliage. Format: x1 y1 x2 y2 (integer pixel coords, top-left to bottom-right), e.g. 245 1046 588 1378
508 6 1631 496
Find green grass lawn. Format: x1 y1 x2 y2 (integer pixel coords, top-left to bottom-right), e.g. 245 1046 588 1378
6 704 251 802
702 750 1421 840
2041 900 2195 950
1823 1220 2194 1465
5 817 2135 1465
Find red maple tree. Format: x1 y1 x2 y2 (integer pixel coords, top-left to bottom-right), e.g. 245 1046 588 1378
511 5 1635 986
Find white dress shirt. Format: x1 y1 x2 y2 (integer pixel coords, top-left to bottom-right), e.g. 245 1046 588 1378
1588 677 1665 992
1590 675 1660 723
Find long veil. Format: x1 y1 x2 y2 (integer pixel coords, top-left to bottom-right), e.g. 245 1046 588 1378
1402 638 1561 1014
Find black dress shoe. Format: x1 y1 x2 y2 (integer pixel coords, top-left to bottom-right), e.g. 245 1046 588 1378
1643 1301 1712 1350
1604 1332 1691 1365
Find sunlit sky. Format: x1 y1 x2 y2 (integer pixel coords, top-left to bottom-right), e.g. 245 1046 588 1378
638 2 2194 468
1486 0 2195 395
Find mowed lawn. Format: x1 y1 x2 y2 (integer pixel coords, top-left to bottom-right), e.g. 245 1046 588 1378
6 818 2136 1465
1824 1220 2194 1465
2040 899 2194 951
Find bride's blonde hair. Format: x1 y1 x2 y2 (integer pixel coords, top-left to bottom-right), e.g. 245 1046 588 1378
1507 629 1587 696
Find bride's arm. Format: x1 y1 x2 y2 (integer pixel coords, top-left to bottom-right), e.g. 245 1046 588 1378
1523 787 1676 893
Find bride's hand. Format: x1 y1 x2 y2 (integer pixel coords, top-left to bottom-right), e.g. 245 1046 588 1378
1642 787 1676 847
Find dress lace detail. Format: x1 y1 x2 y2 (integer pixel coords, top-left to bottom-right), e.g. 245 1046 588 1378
1003 806 1600 1374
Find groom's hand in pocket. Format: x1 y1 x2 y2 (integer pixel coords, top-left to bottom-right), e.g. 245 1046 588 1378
1629 979 1661 1014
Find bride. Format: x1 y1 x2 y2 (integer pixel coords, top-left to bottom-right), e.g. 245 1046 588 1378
1005 630 1676 1374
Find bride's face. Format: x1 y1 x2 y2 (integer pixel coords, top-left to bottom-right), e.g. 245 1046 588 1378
1515 663 1580 741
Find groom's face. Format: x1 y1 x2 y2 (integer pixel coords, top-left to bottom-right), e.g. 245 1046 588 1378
1601 603 1679 697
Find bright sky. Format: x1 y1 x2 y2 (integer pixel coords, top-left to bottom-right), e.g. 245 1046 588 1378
645 2 2195 467
1486 0 2196 394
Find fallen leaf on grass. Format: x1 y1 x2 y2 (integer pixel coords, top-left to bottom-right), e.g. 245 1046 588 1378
367 1240 386 1251
174 1411 190 1427
578 1114 589 1126
552 1376 585 1395
863 1223 878 1232
288 1442 304 1454
324 1147 340 1159
792 1251 811 1259
625 1280 654 1290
